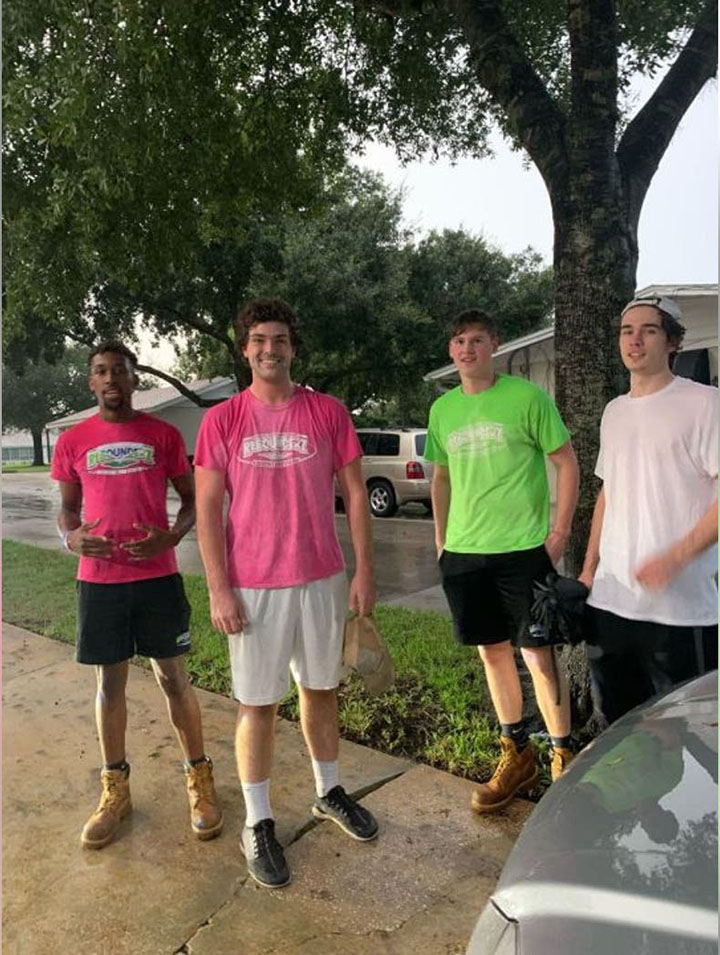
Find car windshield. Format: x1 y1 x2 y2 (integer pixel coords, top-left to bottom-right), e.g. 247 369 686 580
414 433 427 456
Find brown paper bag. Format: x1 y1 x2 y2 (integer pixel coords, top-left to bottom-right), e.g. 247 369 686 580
343 615 395 696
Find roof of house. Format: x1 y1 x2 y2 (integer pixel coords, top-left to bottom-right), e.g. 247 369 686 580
48 377 235 430
424 325 555 382
423 283 718 382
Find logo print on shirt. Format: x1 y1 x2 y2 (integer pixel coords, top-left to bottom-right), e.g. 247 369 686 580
447 422 507 456
240 432 316 468
86 442 156 475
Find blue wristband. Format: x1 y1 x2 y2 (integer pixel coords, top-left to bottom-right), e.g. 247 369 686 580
61 530 71 552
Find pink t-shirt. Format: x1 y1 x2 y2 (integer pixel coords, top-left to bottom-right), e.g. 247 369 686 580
51 412 191 584
194 386 362 588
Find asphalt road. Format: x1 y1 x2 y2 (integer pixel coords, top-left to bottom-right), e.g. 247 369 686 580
1 472 442 603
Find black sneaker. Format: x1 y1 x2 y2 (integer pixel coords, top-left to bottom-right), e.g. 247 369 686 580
311 785 379 841
239 819 291 888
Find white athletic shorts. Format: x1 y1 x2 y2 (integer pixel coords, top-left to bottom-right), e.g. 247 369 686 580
228 571 348 705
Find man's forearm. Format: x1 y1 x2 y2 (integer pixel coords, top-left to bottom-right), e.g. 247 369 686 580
169 501 196 544
551 455 579 537
668 499 718 567
345 487 374 572
580 487 606 582
635 497 717 591
197 503 232 592
57 505 82 534
431 471 450 551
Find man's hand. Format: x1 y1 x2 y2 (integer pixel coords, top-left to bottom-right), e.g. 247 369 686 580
578 569 595 590
544 529 569 567
209 586 249 634
349 565 376 616
635 551 683 592
66 518 113 558
120 523 178 561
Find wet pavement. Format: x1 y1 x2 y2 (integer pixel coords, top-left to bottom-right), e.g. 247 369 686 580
2 472 447 609
3 623 531 955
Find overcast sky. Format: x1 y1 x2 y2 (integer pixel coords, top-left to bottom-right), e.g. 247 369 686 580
140 74 717 371
360 77 718 289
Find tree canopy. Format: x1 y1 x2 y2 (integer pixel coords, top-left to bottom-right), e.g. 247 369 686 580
2 346 95 464
4 0 716 568
169 170 553 411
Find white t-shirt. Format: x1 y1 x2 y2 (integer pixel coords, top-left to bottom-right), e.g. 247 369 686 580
587 376 718 626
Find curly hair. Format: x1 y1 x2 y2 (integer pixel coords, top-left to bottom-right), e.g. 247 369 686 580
87 340 139 370
234 298 301 350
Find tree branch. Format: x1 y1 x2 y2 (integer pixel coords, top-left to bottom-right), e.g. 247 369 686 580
617 0 718 230
64 328 95 347
444 0 569 195
147 307 235 351
356 0 569 194
134 364 221 407
131 291 236 351
63 329 221 407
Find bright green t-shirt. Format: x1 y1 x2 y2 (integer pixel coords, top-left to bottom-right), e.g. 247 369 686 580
425 374 570 553
579 731 683 814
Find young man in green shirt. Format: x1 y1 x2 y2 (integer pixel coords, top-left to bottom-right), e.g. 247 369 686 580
425 309 580 813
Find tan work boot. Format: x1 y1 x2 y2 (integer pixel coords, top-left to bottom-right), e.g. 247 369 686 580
550 746 574 781
81 767 132 849
184 757 223 840
471 737 539 814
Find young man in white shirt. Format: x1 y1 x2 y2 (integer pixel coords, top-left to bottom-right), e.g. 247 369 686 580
580 296 718 723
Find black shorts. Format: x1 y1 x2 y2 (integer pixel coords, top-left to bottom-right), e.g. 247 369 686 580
439 545 555 647
585 606 717 724
76 573 192 665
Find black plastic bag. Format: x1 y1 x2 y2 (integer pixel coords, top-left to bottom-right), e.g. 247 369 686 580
529 572 589 647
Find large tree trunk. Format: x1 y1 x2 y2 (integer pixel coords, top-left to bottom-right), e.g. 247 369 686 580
553 204 634 572
552 193 633 732
545 0 632 733
31 429 45 467
551 157 635 733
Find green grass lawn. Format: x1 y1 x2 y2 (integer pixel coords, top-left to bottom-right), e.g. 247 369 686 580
2 538 509 781
2 463 51 473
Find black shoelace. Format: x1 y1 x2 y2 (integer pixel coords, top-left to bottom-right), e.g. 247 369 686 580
252 820 284 868
325 786 363 821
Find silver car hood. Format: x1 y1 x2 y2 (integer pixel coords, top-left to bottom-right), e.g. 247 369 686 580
492 672 718 954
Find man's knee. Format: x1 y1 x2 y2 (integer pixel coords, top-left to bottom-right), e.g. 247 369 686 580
153 660 190 698
298 686 337 703
95 663 128 702
237 702 277 724
520 645 556 678
478 641 513 667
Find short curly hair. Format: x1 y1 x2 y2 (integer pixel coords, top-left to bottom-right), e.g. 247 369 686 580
234 298 301 350
87 340 139 370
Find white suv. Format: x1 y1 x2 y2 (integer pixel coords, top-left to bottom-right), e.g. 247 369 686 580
355 428 434 518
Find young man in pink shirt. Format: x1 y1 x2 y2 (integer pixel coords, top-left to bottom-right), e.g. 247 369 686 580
52 341 222 849
194 298 378 888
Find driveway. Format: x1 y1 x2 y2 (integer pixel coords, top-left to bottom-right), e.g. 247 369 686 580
2 471 446 608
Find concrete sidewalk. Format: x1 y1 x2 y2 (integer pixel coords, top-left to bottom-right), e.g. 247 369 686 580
2 624 532 955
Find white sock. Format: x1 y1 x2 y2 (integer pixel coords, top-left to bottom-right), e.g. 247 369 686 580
241 779 272 828
311 758 339 798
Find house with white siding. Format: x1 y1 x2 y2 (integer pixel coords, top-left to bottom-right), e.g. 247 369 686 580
423 284 718 393
47 377 237 459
